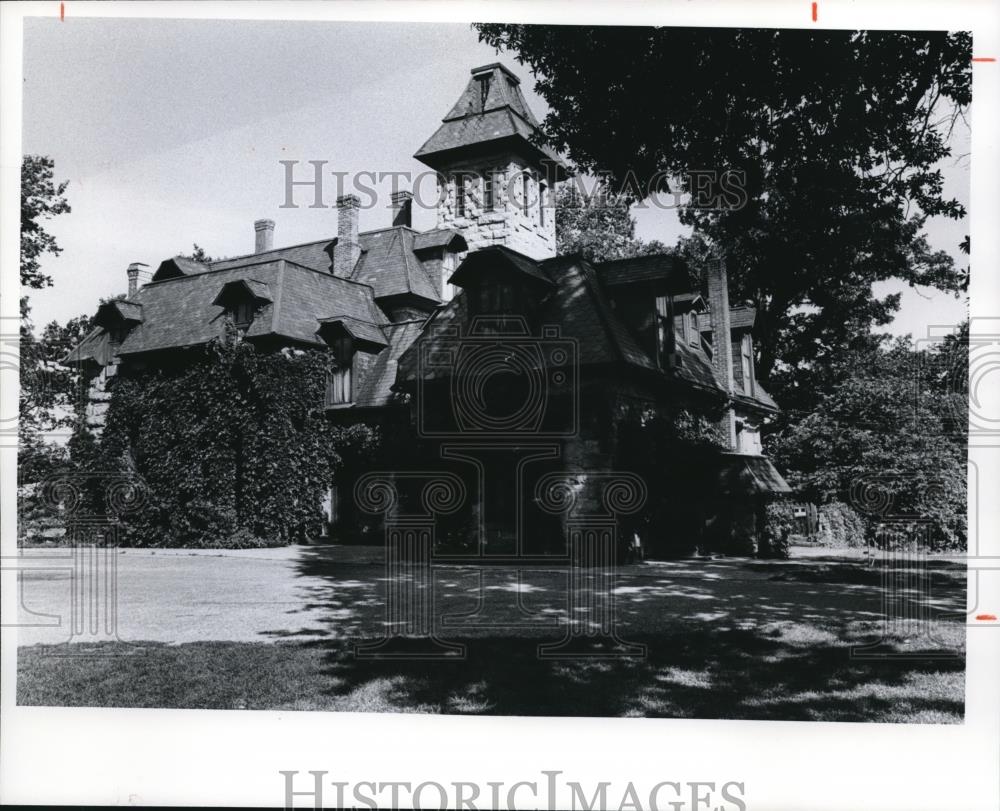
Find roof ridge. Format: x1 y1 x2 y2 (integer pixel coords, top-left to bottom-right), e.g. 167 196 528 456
209 236 335 267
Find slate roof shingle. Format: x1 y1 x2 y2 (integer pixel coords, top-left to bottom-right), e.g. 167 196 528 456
94 299 144 327
449 245 554 289
414 64 564 171
351 320 427 408
106 259 385 357
595 254 691 291
316 315 388 348
715 453 792 495
350 227 441 302
413 229 467 252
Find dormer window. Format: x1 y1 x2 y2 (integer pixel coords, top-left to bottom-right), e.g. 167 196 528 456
471 280 521 316
448 246 554 324
316 316 389 408
212 279 271 333
326 336 353 406
230 298 255 328
108 326 128 346
688 312 699 347
94 299 144 351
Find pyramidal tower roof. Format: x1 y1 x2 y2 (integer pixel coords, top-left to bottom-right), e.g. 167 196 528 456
414 63 564 173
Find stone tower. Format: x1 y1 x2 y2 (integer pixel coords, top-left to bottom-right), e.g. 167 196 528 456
414 63 564 261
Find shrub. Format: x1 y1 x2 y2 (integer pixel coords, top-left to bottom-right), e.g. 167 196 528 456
758 501 791 559
817 501 866 547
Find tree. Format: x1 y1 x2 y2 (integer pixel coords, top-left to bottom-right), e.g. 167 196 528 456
21 155 71 290
184 243 214 263
767 335 966 549
474 26 970 384
556 184 666 261
18 302 94 482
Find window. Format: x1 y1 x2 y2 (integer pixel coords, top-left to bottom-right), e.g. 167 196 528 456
230 299 254 327
521 172 531 216
482 169 495 211
655 295 671 368
740 333 754 394
454 174 466 218
326 336 354 405
108 325 128 346
688 312 700 347
441 252 459 302
478 75 491 110
472 281 520 316
538 180 547 226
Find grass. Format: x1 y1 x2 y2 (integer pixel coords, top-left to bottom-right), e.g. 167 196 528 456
18 619 965 721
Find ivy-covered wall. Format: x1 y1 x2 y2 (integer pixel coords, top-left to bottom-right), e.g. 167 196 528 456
98 336 352 547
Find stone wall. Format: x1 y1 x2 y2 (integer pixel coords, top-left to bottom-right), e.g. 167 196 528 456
436 154 556 261
83 362 117 436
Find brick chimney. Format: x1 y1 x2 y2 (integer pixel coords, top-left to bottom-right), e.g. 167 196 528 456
706 253 737 449
127 262 151 297
254 219 275 253
391 190 413 228
334 194 361 277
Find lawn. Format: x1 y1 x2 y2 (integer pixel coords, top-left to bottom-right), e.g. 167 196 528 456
16 546 967 722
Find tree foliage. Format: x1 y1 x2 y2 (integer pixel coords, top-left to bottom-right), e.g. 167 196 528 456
475 26 971 382
767 334 966 548
21 155 71 290
556 184 666 261
18 301 94 483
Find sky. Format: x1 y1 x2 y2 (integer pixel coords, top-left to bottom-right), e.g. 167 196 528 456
21 17 969 338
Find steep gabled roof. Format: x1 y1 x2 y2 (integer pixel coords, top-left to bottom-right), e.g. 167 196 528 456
98 259 385 357
394 253 698 389
443 62 540 124
64 327 114 366
206 227 449 304
152 256 210 282
210 239 336 275
715 453 791 495
350 227 441 303
596 254 691 291
211 278 273 307
414 63 564 172
94 299 143 327
448 245 554 289
351 320 427 408
316 315 388 349
413 228 468 253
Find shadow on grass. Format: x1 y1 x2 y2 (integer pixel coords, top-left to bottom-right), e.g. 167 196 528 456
16 544 967 721
18 623 965 722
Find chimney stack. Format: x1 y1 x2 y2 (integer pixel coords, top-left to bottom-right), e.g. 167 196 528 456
391 190 413 228
254 219 275 253
706 253 737 449
127 262 152 298
335 194 361 277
